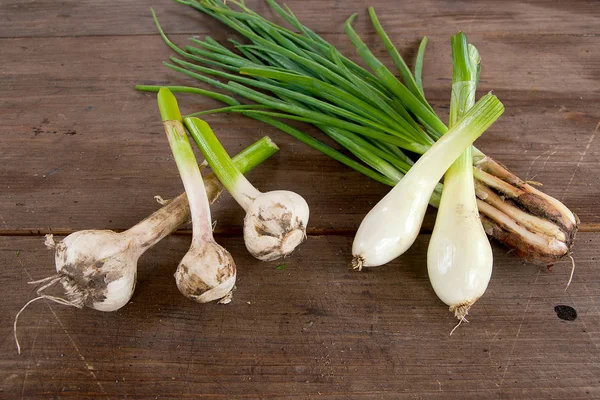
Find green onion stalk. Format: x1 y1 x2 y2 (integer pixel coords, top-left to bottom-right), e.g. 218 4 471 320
352 93 503 270
137 0 577 266
426 34 493 323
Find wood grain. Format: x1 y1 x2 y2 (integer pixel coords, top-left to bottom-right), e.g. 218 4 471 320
1 0 597 38
1 234 599 399
1 0 599 398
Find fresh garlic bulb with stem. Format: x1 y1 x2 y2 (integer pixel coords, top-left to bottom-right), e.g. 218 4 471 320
14 132 278 353
185 116 309 261
159 88 236 302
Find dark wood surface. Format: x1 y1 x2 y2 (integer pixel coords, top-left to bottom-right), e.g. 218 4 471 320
1 0 599 398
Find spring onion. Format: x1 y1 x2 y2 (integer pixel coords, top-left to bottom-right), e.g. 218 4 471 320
352 93 504 269
426 33 493 323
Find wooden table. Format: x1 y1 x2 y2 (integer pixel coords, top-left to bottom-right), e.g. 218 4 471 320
1 0 599 398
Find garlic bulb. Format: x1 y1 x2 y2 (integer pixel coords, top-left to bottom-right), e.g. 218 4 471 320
185 116 310 261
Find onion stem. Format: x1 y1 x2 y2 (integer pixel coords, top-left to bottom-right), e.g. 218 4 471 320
414 37 428 96
159 89 213 237
185 117 260 210
352 94 504 268
344 13 446 135
367 7 431 110
137 85 395 186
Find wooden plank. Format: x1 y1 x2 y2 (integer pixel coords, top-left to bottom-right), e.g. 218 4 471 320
2 0 599 397
1 33 598 96
1 0 598 38
1 233 599 399
1 33 598 232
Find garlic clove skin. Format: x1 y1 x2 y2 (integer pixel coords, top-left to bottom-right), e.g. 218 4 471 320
174 241 236 303
92 273 137 312
243 190 309 261
54 230 139 312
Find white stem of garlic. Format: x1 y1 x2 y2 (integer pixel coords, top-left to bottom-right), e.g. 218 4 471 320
159 88 236 302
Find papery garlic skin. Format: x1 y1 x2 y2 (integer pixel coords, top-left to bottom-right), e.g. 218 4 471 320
54 230 139 312
184 116 310 262
242 190 309 261
175 241 236 303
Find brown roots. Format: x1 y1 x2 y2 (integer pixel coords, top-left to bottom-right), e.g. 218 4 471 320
351 255 364 271
475 157 578 267
449 303 472 336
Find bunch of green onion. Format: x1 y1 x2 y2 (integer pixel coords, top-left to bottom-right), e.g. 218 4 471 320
137 0 578 320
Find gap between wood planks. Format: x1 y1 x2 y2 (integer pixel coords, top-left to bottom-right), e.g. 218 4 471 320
1 32 597 40
2 223 600 237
